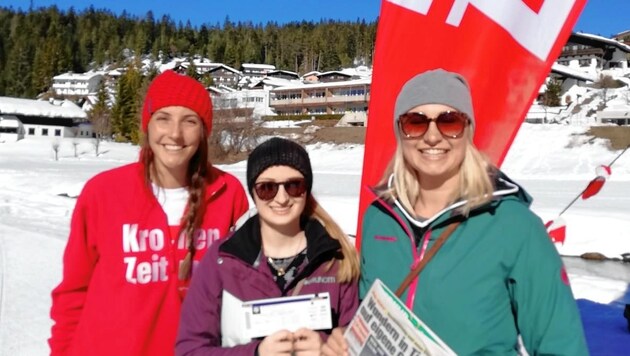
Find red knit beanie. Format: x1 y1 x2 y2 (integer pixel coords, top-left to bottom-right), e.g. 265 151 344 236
141 70 213 134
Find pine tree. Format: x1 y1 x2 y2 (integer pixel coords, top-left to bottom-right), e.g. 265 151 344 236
543 79 562 107
32 17 65 95
111 66 142 143
89 79 112 155
186 58 200 80
4 13 35 97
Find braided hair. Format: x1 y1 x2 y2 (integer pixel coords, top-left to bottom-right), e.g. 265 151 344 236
140 126 211 280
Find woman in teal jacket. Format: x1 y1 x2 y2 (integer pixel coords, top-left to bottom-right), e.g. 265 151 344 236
323 69 588 355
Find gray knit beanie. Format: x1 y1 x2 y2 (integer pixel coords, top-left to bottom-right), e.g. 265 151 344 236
246 137 312 197
394 69 475 134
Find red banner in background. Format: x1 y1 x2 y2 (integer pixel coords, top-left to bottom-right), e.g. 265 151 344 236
356 0 587 245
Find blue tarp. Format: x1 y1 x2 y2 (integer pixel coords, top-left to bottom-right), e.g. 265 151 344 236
577 299 629 355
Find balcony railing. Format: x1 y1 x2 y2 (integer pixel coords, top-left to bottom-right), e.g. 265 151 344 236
271 94 370 107
559 48 603 57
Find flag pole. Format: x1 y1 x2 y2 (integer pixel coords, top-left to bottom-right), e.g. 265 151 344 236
557 144 630 217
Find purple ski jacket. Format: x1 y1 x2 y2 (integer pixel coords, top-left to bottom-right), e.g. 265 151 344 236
176 216 359 355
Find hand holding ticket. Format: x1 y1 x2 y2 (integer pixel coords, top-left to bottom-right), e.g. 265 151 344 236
243 293 333 339
220 290 333 345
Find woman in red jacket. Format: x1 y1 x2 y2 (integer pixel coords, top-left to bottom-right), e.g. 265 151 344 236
49 70 249 356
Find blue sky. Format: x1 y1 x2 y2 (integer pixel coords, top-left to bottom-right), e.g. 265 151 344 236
2 0 628 37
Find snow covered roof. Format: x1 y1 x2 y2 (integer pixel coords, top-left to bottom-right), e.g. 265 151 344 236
191 57 214 66
0 97 87 119
208 64 241 74
318 71 352 78
242 63 276 70
53 71 103 81
158 62 178 73
208 86 228 95
302 71 321 77
209 84 241 94
0 116 22 127
258 77 300 88
551 63 597 82
267 69 299 77
573 32 630 52
339 66 372 78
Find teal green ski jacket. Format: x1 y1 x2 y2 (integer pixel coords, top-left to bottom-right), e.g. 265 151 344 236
359 173 588 355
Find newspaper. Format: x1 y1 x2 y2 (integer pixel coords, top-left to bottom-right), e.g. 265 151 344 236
344 279 456 356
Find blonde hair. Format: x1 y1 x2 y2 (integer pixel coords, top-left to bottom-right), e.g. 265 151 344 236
379 130 495 216
303 195 360 283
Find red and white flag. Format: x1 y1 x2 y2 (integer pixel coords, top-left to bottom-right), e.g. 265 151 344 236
581 165 611 199
545 164 612 246
545 217 567 245
357 0 587 245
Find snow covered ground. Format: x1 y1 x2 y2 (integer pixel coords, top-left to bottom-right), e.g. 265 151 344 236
1 123 629 354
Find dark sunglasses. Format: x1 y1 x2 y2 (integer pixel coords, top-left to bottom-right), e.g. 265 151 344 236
254 179 307 201
398 111 470 139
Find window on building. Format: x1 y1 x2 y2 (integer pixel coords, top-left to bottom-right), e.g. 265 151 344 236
0 127 18 133
55 129 61 136
42 128 49 136
28 128 35 135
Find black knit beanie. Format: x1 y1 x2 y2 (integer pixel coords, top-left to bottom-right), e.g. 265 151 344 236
246 137 313 196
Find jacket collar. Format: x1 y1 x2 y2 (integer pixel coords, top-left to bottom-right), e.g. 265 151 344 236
219 214 342 266
204 166 228 202
374 169 527 229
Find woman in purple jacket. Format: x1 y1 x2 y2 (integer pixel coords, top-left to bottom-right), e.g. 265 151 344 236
176 137 360 355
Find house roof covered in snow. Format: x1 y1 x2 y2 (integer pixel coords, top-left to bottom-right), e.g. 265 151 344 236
318 71 352 78
0 97 87 119
551 63 597 82
302 71 321 78
53 71 104 81
613 29 630 38
257 77 300 88
339 66 372 78
572 32 630 53
242 63 276 70
207 64 241 74
267 69 299 78
0 116 23 127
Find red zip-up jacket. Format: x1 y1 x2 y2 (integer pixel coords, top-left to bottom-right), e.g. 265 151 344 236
49 162 249 356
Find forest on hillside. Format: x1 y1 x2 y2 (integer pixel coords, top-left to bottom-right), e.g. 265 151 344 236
0 6 378 98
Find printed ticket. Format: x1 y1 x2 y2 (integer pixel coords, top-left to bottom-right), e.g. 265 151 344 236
242 293 332 339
